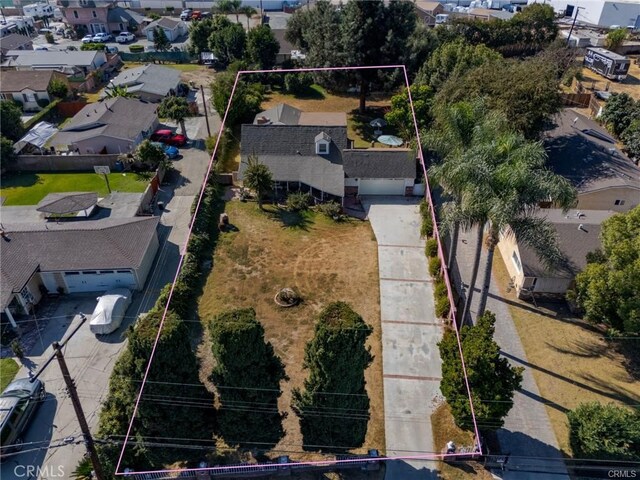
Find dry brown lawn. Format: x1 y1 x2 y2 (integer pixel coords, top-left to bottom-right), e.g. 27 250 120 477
576 56 640 100
492 250 640 456
198 200 385 460
431 403 494 480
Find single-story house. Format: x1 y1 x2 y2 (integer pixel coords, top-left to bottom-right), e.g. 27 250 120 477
0 33 33 59
498 208 616 298
238 103 417 202
103 64 181 103
50 97 158 154
0 70 68 111
414 0 445 26
272 28 295 64
143 17 187 42
0 216 159 325
1 50 107 75
544 110 640 212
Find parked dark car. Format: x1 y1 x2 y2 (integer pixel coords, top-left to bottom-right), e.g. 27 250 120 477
150 129 187 147
0 378 46 454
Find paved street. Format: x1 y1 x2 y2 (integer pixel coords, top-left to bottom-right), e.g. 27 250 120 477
450 226 570 479
0 116 215 479
362 197 441 480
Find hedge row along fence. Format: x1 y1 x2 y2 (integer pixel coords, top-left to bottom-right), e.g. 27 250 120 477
24 98 61 130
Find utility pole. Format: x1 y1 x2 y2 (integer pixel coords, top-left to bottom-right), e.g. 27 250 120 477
566 6 584 47
200 85 211 138
30 315 106 480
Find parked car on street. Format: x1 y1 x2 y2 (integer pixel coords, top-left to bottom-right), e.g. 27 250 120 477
0 378 46 454
151 141 180 158
191 10 202 20
116 31 135 43
92 32 112 43
81 34 94 44
180 8 193 20
150 129 187 146
89 288 132 335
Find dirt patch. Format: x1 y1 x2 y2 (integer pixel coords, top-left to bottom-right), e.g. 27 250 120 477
492 250 640 456
198 201 384 460
577 56 640 100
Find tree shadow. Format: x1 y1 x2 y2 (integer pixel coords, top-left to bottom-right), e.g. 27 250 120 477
349 106 398 146
0 172 41 189
492 429 569 476
385 459 440 480
292 84 326 100
263 205 313 231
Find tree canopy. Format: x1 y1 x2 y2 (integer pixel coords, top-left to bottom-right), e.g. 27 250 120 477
384 84 434 140
0 101 25 141
153 26 170 51
571 206 640 334
242 154 272 208
134 139 167 169
246 24 279 70
605 27 628 51
47 78 68 98
292 302 373 450
158 96 190 136
209 308 286 447
211 72 263 127
439 311 523 430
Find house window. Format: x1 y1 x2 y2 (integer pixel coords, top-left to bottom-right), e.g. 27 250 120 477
20 286 35 305
511 251 522 273
317 142 328 154
614 199 625 206
92 10 97 18
73 10 78 18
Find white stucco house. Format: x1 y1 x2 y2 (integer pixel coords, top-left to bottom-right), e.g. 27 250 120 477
143 17 187 42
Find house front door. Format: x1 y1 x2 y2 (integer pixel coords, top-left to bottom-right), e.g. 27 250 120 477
90 23 106 34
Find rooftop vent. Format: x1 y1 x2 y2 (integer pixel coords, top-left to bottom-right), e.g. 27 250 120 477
578 223 586 232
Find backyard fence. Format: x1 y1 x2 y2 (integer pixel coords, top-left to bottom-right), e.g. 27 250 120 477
11 154 121 172
561 92 592 108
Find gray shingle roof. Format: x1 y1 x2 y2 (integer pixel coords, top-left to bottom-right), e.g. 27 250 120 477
144 17 184 31
1 50 105 68
254 103 302 125
106 64 181 98
254 104 347 126
36 192 98 214
0 217 159 309
0 70 55 93
343 149 416 178
107 7 145 25
544 110 640 194
0 33 32 52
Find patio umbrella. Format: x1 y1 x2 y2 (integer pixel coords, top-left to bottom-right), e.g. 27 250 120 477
369 118 387 128
377 135 403 146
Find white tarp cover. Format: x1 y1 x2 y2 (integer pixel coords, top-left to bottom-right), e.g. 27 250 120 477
13 121 59 153
89 288 132 334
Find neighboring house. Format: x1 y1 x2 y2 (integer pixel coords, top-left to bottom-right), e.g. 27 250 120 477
59 0 144 35
1 50 107 75
0 217 159 324
272 28 294 64
0 70 68 111
414 0 445 26
49 97 158 154
544 110 640 212
498 208 616 298
238 103 417 202
143 18 187 42
528 0 640 29
0 33 33 59
22 2 55 17
103 64 181 102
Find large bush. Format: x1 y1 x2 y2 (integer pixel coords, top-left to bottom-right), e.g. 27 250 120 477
568 402 640 461
292 302 373 450
285 191 311 212
284 73 313 95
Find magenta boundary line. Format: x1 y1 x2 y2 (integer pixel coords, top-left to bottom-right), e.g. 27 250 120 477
115 64 480 475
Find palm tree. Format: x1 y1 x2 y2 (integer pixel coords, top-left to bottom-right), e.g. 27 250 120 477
239 5 257 30
216 0 242 23
158 96 190 137
243 154 272 209
105 83 134 98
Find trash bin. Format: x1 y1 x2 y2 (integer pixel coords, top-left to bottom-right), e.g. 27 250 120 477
157 201 164 210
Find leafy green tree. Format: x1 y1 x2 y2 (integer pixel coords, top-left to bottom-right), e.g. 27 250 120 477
571 206 640 333
384 84 434 140
247 24 279 70
209 21 246 65
439 311 523 430
134 139 167 169
601 93 638 137
152 26 170 52
605 27 628 51
621 120 640 159
188 17 216 54
239 5 257 30
568 402 640 461
1 136 17 165
0 101 25 141
47 78 68 98
211 72 263 126
292 302 373 450
158 96 190 137
417 39 502 90
215 0 242 23
242 154 272 208
209 308 286 446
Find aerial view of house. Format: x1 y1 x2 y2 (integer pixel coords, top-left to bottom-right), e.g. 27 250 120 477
102 64 182 103
0 70 68 111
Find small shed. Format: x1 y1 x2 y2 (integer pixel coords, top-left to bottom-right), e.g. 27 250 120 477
13 121 58 154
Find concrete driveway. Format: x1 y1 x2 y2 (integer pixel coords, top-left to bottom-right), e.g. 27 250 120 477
361 197 442 480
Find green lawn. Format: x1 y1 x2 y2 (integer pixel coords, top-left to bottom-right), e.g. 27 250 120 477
0 172 150 206
123 62 202 72
0 358 19 392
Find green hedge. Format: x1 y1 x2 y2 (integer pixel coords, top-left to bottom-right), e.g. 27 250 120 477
80 42 107 51
128 44 144 53
428 256 441 277
24 98 61 129
419 199 434 237
425 238 438 258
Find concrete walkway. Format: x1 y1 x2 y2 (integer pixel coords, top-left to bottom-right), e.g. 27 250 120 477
450 226 569 479
361 197 441 480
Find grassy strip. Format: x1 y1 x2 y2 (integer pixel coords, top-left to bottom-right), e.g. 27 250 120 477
0 358 20 392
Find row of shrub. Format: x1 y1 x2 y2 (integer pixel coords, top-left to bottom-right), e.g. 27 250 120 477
421 199 452 320
129 44 145 53
24 98 61 130
284 191 342 219
80 43 108 51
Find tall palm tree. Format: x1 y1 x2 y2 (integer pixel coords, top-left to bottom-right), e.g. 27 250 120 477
239 5 257 30
243 154 272 209
105 83 134 98
216 0 242 23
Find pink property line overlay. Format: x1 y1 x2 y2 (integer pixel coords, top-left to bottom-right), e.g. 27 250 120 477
115 64 480 476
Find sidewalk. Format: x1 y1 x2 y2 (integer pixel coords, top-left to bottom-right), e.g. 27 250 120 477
450 226 569 479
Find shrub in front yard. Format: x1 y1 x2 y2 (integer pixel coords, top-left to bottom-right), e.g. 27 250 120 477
286 191 311 212
425 238 439 258
429 256 441 277
435 294 451 318
81 42 107 51
129 44 144 53
316 201 342 219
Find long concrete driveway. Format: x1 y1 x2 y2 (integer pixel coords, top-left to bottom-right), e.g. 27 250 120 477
362 197 442 480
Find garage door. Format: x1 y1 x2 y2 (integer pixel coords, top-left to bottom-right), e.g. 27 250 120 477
64 271 136 293
359 179 406 195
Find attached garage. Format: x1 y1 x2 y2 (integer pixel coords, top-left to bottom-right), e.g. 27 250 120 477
63 270 137 293
358 178 406 195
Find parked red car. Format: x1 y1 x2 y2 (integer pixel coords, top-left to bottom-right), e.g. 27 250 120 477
150 129 187 147
191 10 202 20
